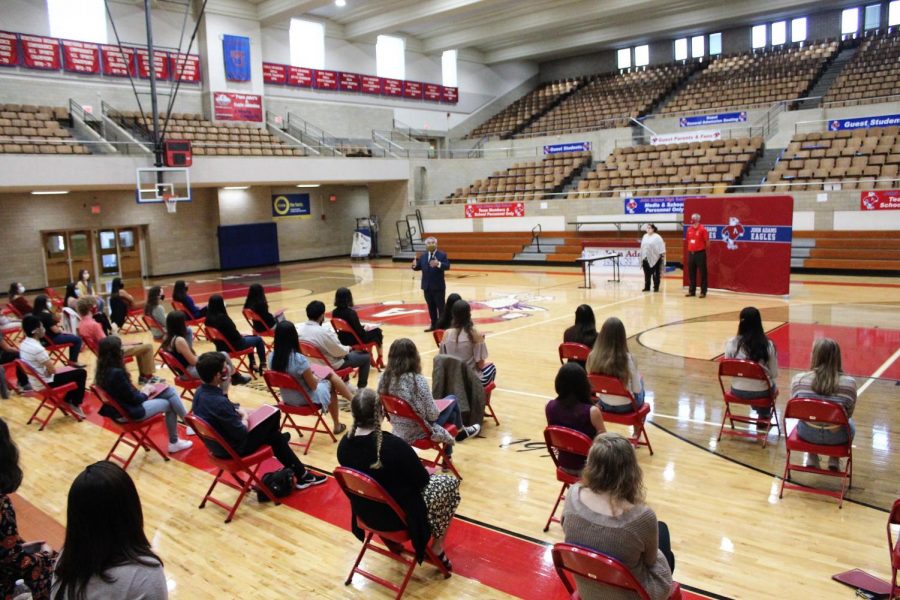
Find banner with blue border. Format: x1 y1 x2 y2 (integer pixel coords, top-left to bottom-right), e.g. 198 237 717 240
223 34 251 82
623 196 704 214
682 224 793 244
543 141 591 154
827 113 900 131
271 193 310 218
679 111 747 127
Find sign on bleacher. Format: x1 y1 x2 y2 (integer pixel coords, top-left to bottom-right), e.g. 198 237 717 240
650 129 720 145
543 142 591 155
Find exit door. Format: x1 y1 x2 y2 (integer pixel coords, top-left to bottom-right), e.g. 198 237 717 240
42 230 94 288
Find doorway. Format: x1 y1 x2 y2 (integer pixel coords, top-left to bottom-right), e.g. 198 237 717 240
42 227 145 288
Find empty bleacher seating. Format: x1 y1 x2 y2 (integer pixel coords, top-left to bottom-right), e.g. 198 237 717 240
465 79 583 139
824 31 900 106
0 104 88 155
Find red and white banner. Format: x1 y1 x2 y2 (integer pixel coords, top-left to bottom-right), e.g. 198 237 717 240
464 202 526 218
339 72 360 91
314 69 337 90
361 75 382 95
61 39 100 74
100 45 134 77
170 53 200 83
136 48 169 80
383 78 403 97
0 32 19 67
441 86 459 104
403 81 423 99
213 91 263 122
861 190 900 210
287 65 313 87
262 62 286 84
650 129 721 145
423 83 442 102
20 35 60 70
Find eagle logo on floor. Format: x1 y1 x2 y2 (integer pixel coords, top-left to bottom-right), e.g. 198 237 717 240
351 294 549 327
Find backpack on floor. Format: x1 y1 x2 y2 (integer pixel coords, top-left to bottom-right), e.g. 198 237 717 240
257 468 296 502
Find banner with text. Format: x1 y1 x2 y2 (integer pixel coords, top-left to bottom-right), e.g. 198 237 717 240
272 194 311 218
0 32 17 67
624 196 704 214
650 129 721 145
100 45 135 77
170 53 201 83
679 111 747 128
20 35 60 70
861 190 900 210
61 39 99 74
828 113 900 131
213 91 263 122
464 202 525 218
543 141 591 155
582 242 642 276
223 35 251 82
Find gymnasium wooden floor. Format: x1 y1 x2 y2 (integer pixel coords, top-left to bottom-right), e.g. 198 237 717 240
5 259 899 599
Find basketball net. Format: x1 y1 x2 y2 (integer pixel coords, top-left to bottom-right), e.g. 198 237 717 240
162 193 177 214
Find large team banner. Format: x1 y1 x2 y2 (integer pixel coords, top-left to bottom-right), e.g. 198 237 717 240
682 196 793 295
213 91 263 122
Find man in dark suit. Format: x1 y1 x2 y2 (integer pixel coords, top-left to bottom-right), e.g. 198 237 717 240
412 236 450 332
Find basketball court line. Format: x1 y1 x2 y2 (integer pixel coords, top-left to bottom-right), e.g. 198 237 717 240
858 347 900 396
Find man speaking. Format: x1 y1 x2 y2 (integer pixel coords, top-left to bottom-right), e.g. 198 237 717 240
412 236 450 332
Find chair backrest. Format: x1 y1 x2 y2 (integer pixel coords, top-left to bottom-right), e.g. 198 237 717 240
262 369 313 404
204 325 236 352
330 317 364 345
242 307 273 335
5 303 24 318
588 374 637 410
334 466 408 524
90 384 130 422
185 414 241 461
159 350 195 381
551 542 652 600
379 393 430 437
717 359 772 395
543 426 593 470
142 313 164 332
784 397 850 429
82 334 100 356
14 359 49 389
299 341 329 364
60 307 80 334
559 342 591 364
889 498 900 560
432 329 445 347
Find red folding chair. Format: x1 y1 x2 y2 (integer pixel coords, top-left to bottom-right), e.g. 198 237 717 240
41 335 76 367
184 414 280 523
15 359 83 430
263 370 336 455
552 542 683 600
205 325 256 379
43 288 64 311
779 397 853 507
334 467 451 598
299 341 357 382
158 350 202 401
889 498 900 600
82 335 134 366
380 393 461 479
141 314 165 359
2 325 22 348
5 303 25 319
559 342 591 364
121 308 147 334
432 328 445 348
242 308 275 352
90 384 169 469
588 374 653 455
543 426 593 532
483 380 500 426
331 317 383 370
170 300 207 341
717 359 781 448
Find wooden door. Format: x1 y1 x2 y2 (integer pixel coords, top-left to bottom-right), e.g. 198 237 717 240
43 232 70 287
67 231 94 285
118 228 142 280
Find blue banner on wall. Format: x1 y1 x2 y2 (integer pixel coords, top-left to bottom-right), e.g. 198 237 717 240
271 193 310 218
223 34 251 82
679 111 747 128
543 141 591 154
683 224 793 244
828 113 900 131
623 196 704 214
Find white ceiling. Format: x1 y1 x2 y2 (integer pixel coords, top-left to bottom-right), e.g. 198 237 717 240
225 0 856 64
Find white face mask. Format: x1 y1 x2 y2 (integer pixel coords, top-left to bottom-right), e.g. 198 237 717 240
17 285 24 294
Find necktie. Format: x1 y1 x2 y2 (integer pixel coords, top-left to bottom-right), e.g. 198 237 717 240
429 253 434 264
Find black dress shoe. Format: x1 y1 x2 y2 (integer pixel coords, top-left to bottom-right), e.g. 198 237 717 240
653 288 660 292
685 293 696 297
641 288 650 292
424 327 435 332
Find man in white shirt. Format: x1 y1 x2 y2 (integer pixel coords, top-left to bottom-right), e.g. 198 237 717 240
640 223 666 292
19 315 88 418
297 301 371 388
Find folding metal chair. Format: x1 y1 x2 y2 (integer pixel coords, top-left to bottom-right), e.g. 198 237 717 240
588 374 654 454
15 359 83 430
171 300 207 341
263 370 336 455
205 325 255 379
558 342 591 365
91 384 169 469
158 350 202 401
331 316 383 369
299 341 357 381
717 359 781 448
380 393 461 479
242 307 275 352
543 426 593 532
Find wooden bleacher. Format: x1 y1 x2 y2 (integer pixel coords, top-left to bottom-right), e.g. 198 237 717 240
426 232 533 261
794 231 900 271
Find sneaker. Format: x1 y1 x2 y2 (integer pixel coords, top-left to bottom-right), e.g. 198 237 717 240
68 403 86 419
69 362 87 369
184 426 196 436
231 373 252 386
168 439 193 453
456 424 481 442
295 472 327 490
138 375 165 385
804 454 821 469
827 457 841 471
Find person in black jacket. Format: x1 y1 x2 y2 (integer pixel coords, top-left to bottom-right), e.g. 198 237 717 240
243 283 284 333
332 287 383 363
94 336 193 454
337 388 460 570
204 294 266 374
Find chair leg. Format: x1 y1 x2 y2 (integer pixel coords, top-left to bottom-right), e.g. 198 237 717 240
717 409 729 441
135 428 170 462
779 449 791 498
639 421 654 455
543 482 568 532
199 468 224 509
345 531 374 585
437 446 462 480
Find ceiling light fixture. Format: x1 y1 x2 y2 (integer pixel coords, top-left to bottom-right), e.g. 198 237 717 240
223 186 250 190
335 0 346 6
296 184 321 188
31 190 69 195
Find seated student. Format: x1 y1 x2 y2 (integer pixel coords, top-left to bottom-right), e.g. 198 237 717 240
63 283 79 311
142 286 167 342
337 388 461 570
191 351 326 489
94 337 192 454
545 363 606 473
586 317 645 413
379 338 479 449
563 304 598 353
51 461 168 599
32 294 83 366
723 306 778 425
0 333 31 395
268 321 349 434
171 280 205 319
439 301 496 386
790 338 857 470
19 315 88 418
298 300 371 389
74 269 104 313
162 311 247 389
434 293 462 332
66 290 111 336
562 433 675 600
0 417 55 600
109 277 140 330
76 298 160 385
332 287 384 363
243 283 284 333
7 282 33 316
205 294 266 375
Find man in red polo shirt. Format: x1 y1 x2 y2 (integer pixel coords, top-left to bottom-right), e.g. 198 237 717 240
685 213 708 298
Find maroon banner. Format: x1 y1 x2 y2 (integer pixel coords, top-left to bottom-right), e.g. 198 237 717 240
403 81 423 100
213 91 263 122
0 32 18 67
20 35 60 70
423 83 442 102
262 62 286 84
441 86 459 104
170 53 200 83
361 75 382 95
287 65 312 87
136 48 169 80
464 202 526 218
860 190 900 210
61 39 100 74
100 45 135 77
383 78 402 97
339 72 360 92
314 69 337 90
682 196 793 295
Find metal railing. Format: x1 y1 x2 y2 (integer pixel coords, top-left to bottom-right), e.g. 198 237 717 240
531 224 542 253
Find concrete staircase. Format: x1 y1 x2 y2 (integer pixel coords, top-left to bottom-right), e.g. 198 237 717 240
796 46 858 110
737 148 783 192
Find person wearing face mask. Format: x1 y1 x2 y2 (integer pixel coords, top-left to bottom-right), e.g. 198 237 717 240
411 237 450 333
640 224 666 293
19 315 88 417
7 282 33 316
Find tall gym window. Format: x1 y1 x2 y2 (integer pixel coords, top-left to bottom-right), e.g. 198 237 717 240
617 48 631 69
289 19 325 69
751 24 767 49
376 35 405 80
442 50 458 87
634 45 649 67
771 21 787 45
47 0 107 44
709 32 722 56
842 8 860 35
890 1 900 26
864 4 881 30
674 38 688 61
791 17 807 42
691 35 705 58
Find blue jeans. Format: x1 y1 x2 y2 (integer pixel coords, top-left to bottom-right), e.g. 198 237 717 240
797 420 855 445
52 332 82 363
600 379 645 414
242 335 266 368
730 386 776 420
435 395 462 430
141 386 188 443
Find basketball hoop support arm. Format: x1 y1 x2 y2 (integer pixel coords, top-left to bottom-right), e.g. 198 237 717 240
144 0 163 170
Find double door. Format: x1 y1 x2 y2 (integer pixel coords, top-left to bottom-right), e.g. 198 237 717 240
42 228 143 288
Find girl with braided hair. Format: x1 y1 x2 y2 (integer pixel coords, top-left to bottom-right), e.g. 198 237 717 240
337 388 461 570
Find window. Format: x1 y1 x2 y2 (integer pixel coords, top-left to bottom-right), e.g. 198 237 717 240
891 1 900 26
674 37 688 61
441 49 457 87
289 19 324 69
791 17 807 42
691 35 705 58
709 32 722 56
47 0 107 44
617 48 631 69
770 21 786 45
634 45 649 67
864 4 881 30
376 35 405 79
842 8 860 35
751 24 767 48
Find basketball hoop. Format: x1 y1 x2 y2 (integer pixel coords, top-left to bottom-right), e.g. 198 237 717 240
163 193 177 214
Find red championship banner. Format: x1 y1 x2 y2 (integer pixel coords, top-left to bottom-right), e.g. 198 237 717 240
61 39 100 74
464 202 526 218
682 196 793 295
0 32 18 67
101 45 135 77
423 83 442 102
170 53 200 83
314 69 338 90
383 78 403 97
262 62 286 84
403 81 423 99
441 86 459 104
860 190 900 210
136 48 169 80
339 72 360 92
361 75 382 95
20 34 60 70
213 91 263 122
287 65 313 87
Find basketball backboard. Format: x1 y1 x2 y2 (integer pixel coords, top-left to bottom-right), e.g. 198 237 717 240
136 167 191 207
